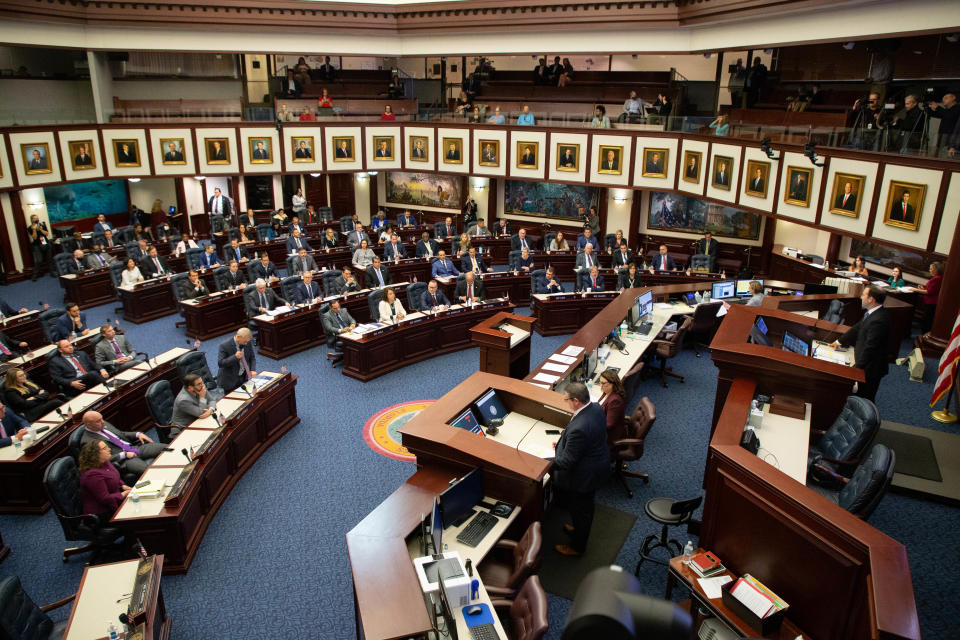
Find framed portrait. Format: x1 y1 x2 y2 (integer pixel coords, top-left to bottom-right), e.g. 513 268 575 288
21 143 52 175
784 166 814 206
597 145 623 175
516 141 538 169
372 136 395 161
332 136 355 162
711 155 734 190
291 136 314 163
743 160 771 198
113 139 141 168
478 139 500 167
408 136 428 162
555 143 579 172
159 137 186 165
641 147 668 178
249 137 273 164
204 137 230 165
68 140 97 171
883 180 926 231
441 137 463 165
681 150 702 183
828 172 866 218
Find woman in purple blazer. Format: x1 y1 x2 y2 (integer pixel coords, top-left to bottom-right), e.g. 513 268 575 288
78 440 131 518
598 369 626 459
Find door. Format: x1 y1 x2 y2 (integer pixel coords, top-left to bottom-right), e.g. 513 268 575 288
329 173 355 218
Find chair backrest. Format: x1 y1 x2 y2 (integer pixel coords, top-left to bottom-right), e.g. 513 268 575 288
316 206 333 222
145 379 175 426
669 495 702 519
838 444 895 520
604 233 617 251
169 272 189 303
367 289 384 319
284 255 297 274
433 221 445 238
690 254 712 271
407 282 427 310
210 214 227 234
211 266 230 291
116 225 134 243
339 215 355 233
816 395 881 465
507 521 542 590
58 237 79 255
184 247 204 270
543 231 556 250
53 253 74 276
256 223 272 241
53 225 75 239
658 317 692 358
507 249 522 270
67 425 85 459
805 253 824 265
176 351 218 391
530 268 545 294
39 308 64 343
690 302 722 331
466 225 478 236
281 275 301 302
0 575 56 640
823 299 844 324
42 455 83 522
619 397 656 461
509 575 549 640
322 270 342 296
108 260 126 288
124 241 140 260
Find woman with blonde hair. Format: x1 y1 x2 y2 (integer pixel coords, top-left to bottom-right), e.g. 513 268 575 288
456 232 472 259
3 367 64 422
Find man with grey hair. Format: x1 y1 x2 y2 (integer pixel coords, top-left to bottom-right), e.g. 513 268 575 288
891 94 923 151
217 327 256 393
552 382 609 556
245 278 285 316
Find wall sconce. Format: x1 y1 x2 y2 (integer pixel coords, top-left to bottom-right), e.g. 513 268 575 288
309 173 321 178
356 173 368 181
194 176 206 181
367 172 377 177
27 201 43 209
128 178 141 183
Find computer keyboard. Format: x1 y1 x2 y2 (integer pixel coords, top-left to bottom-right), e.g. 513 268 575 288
468 623 498 640
456 510 498 547
636 322 653 335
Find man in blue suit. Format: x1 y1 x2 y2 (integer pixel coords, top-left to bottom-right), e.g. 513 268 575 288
0 297 28 320
285 229 312 255
584 266 605 291
53 302 89 341
420 280 451 310
432 250 460 278
198 244 222 269
537 266 563 294
575 227 600 252
0 401 29 448
93 214 114 235
294 272 323 305
397 210 415 228
552 382 610 556
383 233 407 260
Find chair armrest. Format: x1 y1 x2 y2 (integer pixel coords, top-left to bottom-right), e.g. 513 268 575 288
40 593 76 612
613 438 646 448
61 513 102 529
493 539 518 553
813 464 850 485
490 598 513 619
819 455 859 471
485 585 517 598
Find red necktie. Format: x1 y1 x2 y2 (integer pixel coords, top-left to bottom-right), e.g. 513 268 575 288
69 355 86 375
468 284 473 299
0 342 10 356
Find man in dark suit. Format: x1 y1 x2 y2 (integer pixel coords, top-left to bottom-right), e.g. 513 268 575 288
532 57 549 85
495 219 510 237
713 160 729 186
685 156 699 179
445 143 460 161
347 223 369 250
84 245 112 270
788 172 808 201
438 217 456 239
246 280 286 316
559 148 576 168
537 266 563 294
209 141 227 161
290 248 318 276
295 141 312 159
601 149 618 171
27 149 46 170
217 260 248 291
74 144 93 167
510 228 532 251
129 239 149 263
889 191 914 223
79 410 164 477
252 141 269 160
280 70 301 99
397 211 415 227
180 270 210 300
697 232 718 258
747 168 765 193
331 267 360 296
140 246 170 278
411 140 426 159
0 330 27 362
584 266 605 291
294 272 323 305
93 214 114 235
519 146 536 166
53 303 89 341
66 249 87 274
318 56 336 81
834 181 858 212
833 286 891 402
383 233 407 260
365 257 392 288
217 328 256 393
49 340 107 396
336 141 351 158
0 297 28 320
223 239 250 264
645 152 664 174
552 382 610 556
163 142 183 162
249 254 279 282
420 279 451 310
432 250 460 278
321 300 355 351
611 244 633 269
652 245 676 271
461 247 490 274
208 188 233 217
198 244 221 269
0 402 29 448
375 140 391 158
117 143 137 164
416 232 439 258
454 271 485 303
285 230 312 255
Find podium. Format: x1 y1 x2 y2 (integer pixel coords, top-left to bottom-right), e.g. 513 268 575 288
470 312 535 378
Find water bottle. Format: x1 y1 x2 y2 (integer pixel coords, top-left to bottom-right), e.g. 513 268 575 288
107 621 119 640
682 540 694 565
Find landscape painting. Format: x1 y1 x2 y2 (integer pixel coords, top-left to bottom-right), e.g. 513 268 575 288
850 239 932 277
649 191 762 240
504 180 599 220
385 172 462 210
43 180 127 223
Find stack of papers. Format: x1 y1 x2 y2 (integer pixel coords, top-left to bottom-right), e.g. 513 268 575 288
532 372 560 384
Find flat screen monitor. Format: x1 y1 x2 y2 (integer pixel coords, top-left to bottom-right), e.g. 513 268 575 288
631 290 654 325
755 317 769 335
804 283 838 295
167 206 176 215
437 574 460 640
430 497 443 556
451 408 482 434
781 330 810 356
440 468 484 526
474 389 508 426
711 281 736 300
736 279 763 297
584 347 599 381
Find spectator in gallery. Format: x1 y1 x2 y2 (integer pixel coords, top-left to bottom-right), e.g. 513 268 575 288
709 114 730 136
277 103 293 123
557 58 574 88
318 56 337 82
293 56 312 87
454 89 471 116
468 106 482 123
620 90 647 123
651 93 672 122
547 56 563 84
487 106 505 125
591 105 610 129
517 105 535 126
317 89 334 109
299 108 316 122
387 75 404 99
532 58 550 85
280 69 301 99
380 105 396 121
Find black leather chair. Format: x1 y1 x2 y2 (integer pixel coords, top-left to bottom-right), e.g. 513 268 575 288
433 221 445 238
145 379 178 444
822 299 844 324
316 206 333 222
0 575 74 640
184 247 204 271
367 289 384 319
530 268 546 294
255 223 272 241
477 521 542 597
634 496 702 572
407 282 427 311
646 316 692 387
489 576 549 640
169 272 190 328
611 398 655 497
543 231 556 250
604 233 617 251
176 351 223 403
124 241 140 260
67 425 85 459
107 261 127 315
808 395 880 485
210 214 228 235
39 307 65 343
322 270 342 297
53 253 75 276
689 254 713 272
809 444 895 520
42 456 124 563
339 215 355 233
507 249 522 271
281 275 301 303
53 225 75 239
688 302 722 356
212 266 232 292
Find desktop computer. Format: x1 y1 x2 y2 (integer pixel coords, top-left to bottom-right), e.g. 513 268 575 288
630 290 654 334
711 281 736 300
735 279 762 298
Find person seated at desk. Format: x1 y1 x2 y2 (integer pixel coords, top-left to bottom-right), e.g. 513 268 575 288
173 233 200 257
831 285 890 402
131 224 153 243
347 223 369 251
237 210 255 230
3 368 63 422
650 244 677 272
294 271 324 305
129 239 149 263
321 300 356 350
432 250 460 279
217 328 256 393
517 247 535 273
538 266 563 294
100 229 119 249
332 267 359 296
473 219 491 237
66 249 87 274
120 258 143 287
548 231 570 252
285 229 312 255
93 214 114 235
235 223 255 244
575 243 599 273
584 266 605 291
246 279 286 316
455 233 472 260
421 279 451 310
851 255 870 278
455 271 485 303
609 229 627 253
438 217 457 239
378 288 407 323
170 373 215 437
85 243 115 270
94 324 140 375
271 209 289 234
397 210 416 228
511 228 533 251
383 233 408 261
180 270 210 301
598 370 626 459
495 219 510 237
225 239 250 264
291 247 318 276
53 302 89 341
371 211 388 233
0 297 28 320
0 330 27 362
576 227 600 253
198 244 221 270
887 266 906 288
49 340 107 397
80 410 164 478
352 239 376 269
288 214 304 236
619 263 642 290
320 227 339 250
744 281 765 306
155 222 176 244
416 232 439 258
0 401 29 448
219 260 248 291
249 254 280 283
696 231 718 260
916 261 943 334
78 440 131 520
611 243 633 269
139 246 170 279
462 247 492 274
378 223 395 245
366 257 392 288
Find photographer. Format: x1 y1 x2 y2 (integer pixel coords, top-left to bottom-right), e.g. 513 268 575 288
26 214 53 280
851 93 890 150
928 92 959 155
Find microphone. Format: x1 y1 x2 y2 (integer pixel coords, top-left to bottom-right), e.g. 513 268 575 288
56 407 65 420
212 411 222 427
181 448 192 463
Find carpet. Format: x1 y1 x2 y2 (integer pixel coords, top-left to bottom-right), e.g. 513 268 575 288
538 504 637 600
875 426 943 482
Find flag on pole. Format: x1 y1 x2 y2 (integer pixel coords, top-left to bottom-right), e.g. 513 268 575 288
930 310 960 406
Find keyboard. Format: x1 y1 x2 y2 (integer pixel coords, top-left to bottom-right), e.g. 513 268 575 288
456 510 498 547
468 624 498 640
636 322 654 335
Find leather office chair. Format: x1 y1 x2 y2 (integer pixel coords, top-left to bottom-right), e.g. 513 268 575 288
809 444 895 520
689 254 713 272
604 233 617 251
611 397 655 497
91 233 106 249
53 253 75 276
212 266 232 292
284 255 297 275
210 214 227 235
530 268 546 294
58 237 80 255
490 575 549 640
67 425 85 459
477 522 542 597
42 456 124 563
108 261 127 315
116 225 134 243
647 316 692 387
184 247 204 271
688 302 722 356
123 241 140 260
0 575 75 640
507 249 522 271
53 225 75 239
169 272 190 328
822 299 844 324
255 223 272 242
145 380 178 444
367 289 384 319
339 216 355 234
39 307 65 343
634 496 702 572
621 361 646 405
281 275 301 303
407 282 427 311
433 221 445 238
154 225 180 244
804 253 824 265
176 351 224 403
322 270 342 298
316 206 333 223
808 395 880 486
543 231 556 250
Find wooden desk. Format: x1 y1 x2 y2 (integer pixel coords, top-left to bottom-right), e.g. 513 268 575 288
530 292 619 335
5 328 100 394
354 257 433 290
111 371 299 574
253 303 325 359
471 312 535 378
59 268 117 309
0 310 46 348
119 278 179 323
767 250 843 285
440 271 532 306
180 289 248 340
340 300 515 381
756 402 811 485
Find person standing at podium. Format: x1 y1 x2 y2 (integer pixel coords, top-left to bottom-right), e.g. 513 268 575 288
831 285 890 402
217 328 256 394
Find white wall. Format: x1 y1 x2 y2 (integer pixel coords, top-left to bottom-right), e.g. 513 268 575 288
128 178 177 213
0 80 95 125
354 173 371 223
182 178 205 217
773 219 831 256
87 51 114 123
112 79 243 101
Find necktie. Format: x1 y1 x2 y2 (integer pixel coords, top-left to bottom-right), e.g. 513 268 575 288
335 312 344 328
376 270 384 286
585 255 592 268
592 277 596 288
521 238 527 249
260 293 267 309
472 258 478 272
301 259 307 272
215 197 221 214
468 284 473 299
236 249 241 260
154 258 162 274
432 294 437 306
97 254 105 266
112 340 122 357
705 243 709 255
0 420 6 439
101 429 139 455
0 341 10 356
69 355 86 375
238 344 251 380
296 238 302 249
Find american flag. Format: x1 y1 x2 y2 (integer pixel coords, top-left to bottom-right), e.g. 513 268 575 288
930 310 960 406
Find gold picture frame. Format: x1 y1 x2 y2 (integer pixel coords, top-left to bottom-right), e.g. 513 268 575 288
681 150 701 183
784 166 814 207
828 172 866 218
21 142 52 175
597 145 623 175
555 143 579 172
711 155 734 190
204 137 230 165
744 159 771 198
68 140 96 171
332 136 355 162
641 147 668 178
441 137 463 164
291 136 314 163
372 136 395 161
249 137 273 164
409 136 428 162
478 139 500 167
159 138 186 165
113 139 141 168
883 180 926 231
516 141 539 170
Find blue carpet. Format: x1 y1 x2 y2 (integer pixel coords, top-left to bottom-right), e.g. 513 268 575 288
0 276 954 639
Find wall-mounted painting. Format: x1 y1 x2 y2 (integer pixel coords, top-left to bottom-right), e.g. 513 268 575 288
113 139 140 167
504 180 599 220
744 160 770 198
204 137 230 164
649 192 763 240
385 172 462 210
850 239 935 277
291 136 314 162
68 140 96 171
828 172 865 218
22 142 52 175
160 138 186 165
249 137 273 164
784 166 813 206
373 136 395 161
409 136 428 162
43 180 127 223
883 180 925 231
597 145 623 175
642 148 668 178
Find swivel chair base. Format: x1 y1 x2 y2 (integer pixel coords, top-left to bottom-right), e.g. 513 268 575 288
634 524 682 573
613 462 649 498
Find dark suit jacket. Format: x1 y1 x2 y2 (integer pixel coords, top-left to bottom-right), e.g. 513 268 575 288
602 160 619 171
365 265 392 287
140 255 170 278
789 179 808 200
198 251 221 269
611 249 633 268
583 274 605 291
79 423 141 466
890 201 914 222
420 289 451 309
714 171 729 186
619 272 643 290
454 279 485 301
838 307 890 380
0 330 23 361
249 261 279 281
53 312 87 342
217 338 256 393
0 406 29 446
383 242 407 260
331 275 359 296
685 164 698 178
601 393 626 454
208 195 233 217
510 235 533 251
398 213 415 226
180 279 209 300
834 192 858 211
653 254 676 271
321 307 356 335
697 238 718 256
537 275 562 294
75 153 93 166
0 298 19 317
445 150 460 161
552 402 610 492
290 255 318 275
224 245 250 263
415 239 439 258
217 268 248 291
281 77 301 98
294 280 323 304
93 222 114 234
747 178 764 192
49 350 99 389
286 236 312 254
246 288 284 316
461 255 489 273
645 160 663 174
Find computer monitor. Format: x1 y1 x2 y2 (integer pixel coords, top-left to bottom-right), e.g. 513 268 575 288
736 279 763 297
430 497 443 557
440 468 483 526
711 281 735 300
437 574 460 640
630 290 654 326
804 283 838 295
474 389 508 426
755 317 769 336
583 347 598 381
781 330 810 356
450 408 482 434
168 206 176 215
749 317 773 347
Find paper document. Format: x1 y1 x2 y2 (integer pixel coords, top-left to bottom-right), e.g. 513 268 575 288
716 305 728 317
532 372 560 384
541 361 569 373
560 345 584 357
655 302 674 310
528 383 551 389
698 575 733 599
730 579 776 619
548 353 577 365
266 306 293 316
